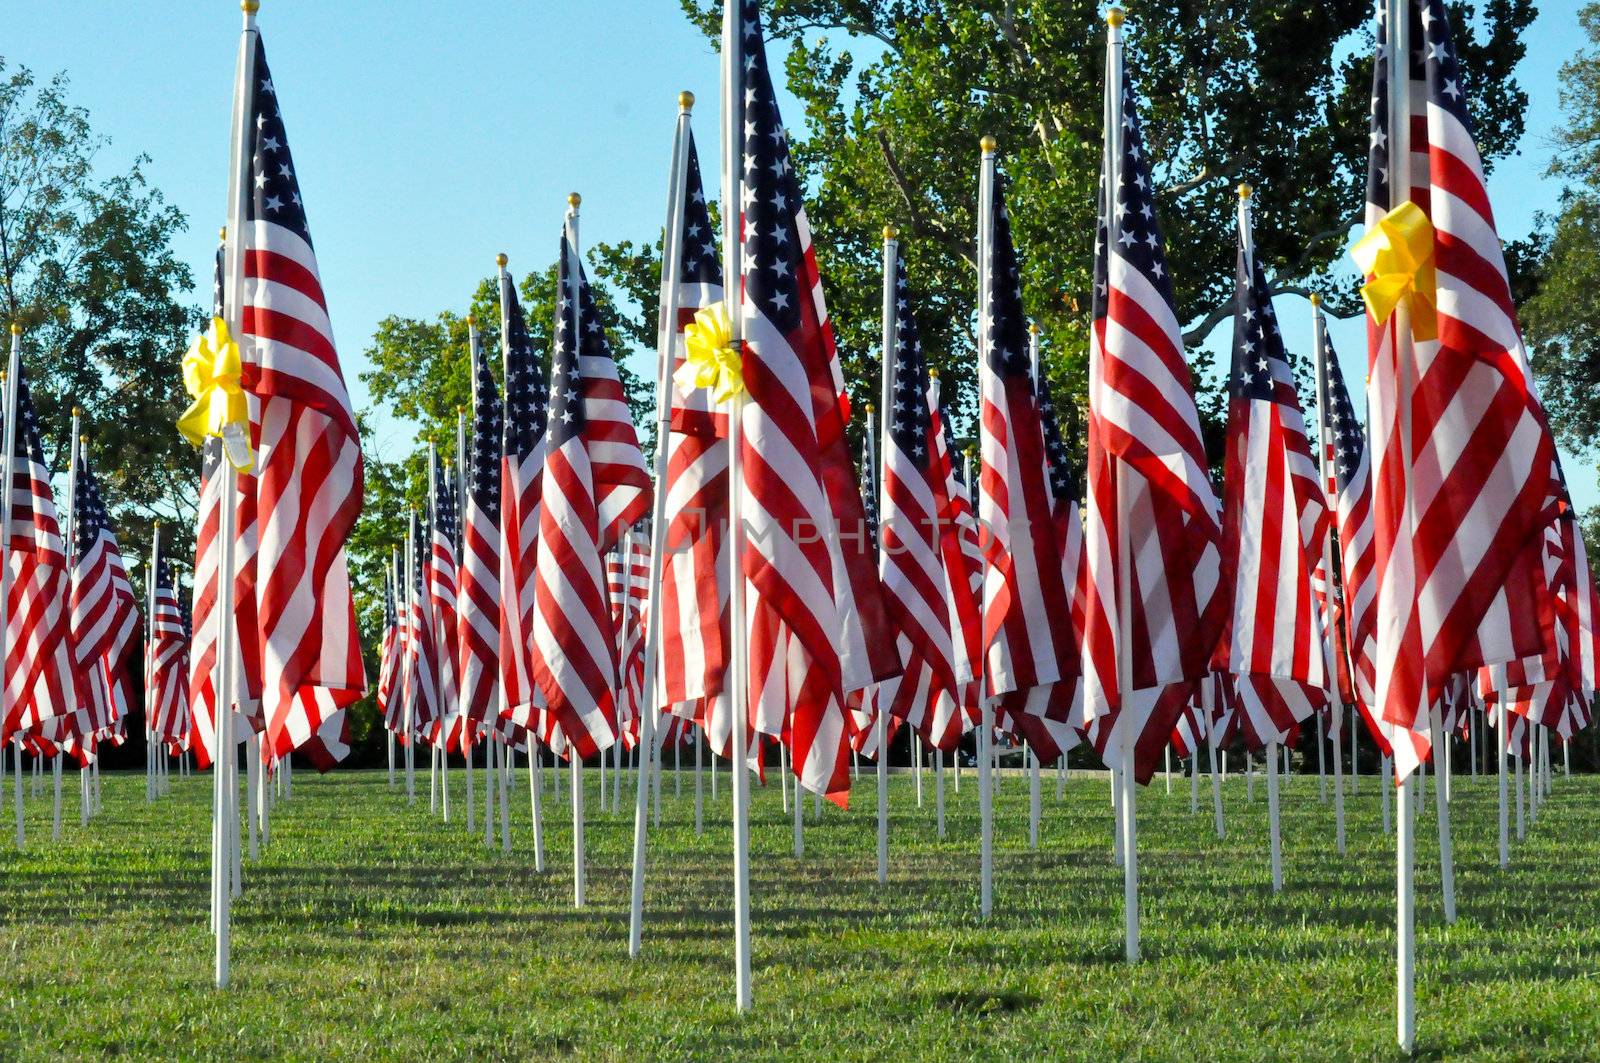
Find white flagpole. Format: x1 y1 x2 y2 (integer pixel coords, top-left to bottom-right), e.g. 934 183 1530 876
975 134 996 922
1189 747 1199 814
1237 183 1282 893
1385 0 1416 1044
426 442 449 823
1311 292 1348 854
404 514 417 804
935 746 947 838
1 332 21 850
1430 706 1456 922
499 732 511 853
1103 8 1141 962
58 414 82 839
876 223 898 884
457 390 474 834
387 549 398 788
1207 690 1225 838
1351 704 1360 793
695 724 704 835
721 0 753 1011
484 735 497 846
527 742 543 870
209 0 261 989
780 736 789 813
562 194 589 910
628 85 691 955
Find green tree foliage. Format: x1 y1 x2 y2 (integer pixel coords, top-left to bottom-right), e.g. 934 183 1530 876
679 0 1534 430
0 59 200 563
1524 2 1600 456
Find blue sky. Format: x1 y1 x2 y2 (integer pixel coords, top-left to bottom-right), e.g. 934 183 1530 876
5 0 1594 508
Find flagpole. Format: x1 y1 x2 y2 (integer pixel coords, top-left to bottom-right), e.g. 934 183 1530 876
875 223 900 884
427 441 448 822
388 549 398 788
0 334 21 851
1430 704 1456 922
404 512 417 805
1026 325 1043 850
1384 0 1416 1046
562 192 590 911
209 0 262 989
149 520 163 809
721 0 754 1012
58 412 81 839
629 89 692 958
973 135 998 921
457 391 474 832
1102 7 1142 961
1207 686 1225 837
1237 184 1284 893
1309 294 1347 855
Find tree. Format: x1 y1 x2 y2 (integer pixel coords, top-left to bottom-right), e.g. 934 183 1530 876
0 59 201 563
1524 2 1600 455
679 0 1534 430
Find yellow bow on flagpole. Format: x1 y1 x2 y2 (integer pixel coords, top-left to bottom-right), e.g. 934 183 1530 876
1350 201 1438 342
675 302 744 404
178 316 254 471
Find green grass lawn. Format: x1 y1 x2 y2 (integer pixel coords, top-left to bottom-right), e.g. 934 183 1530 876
0 759 1595 1060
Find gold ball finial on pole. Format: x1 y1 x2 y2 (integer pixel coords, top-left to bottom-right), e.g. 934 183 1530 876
79 434 87 445
679 90 696 112
883 225 898 242
72 405 81 417
8 323 20 336
496 253 508 268
1106 7 1125 27
980 134 997 154
218 226 227 242
929 367 940 380
865 402 875 416
568 192 582 209
1237 182 1253 200
466 313 477 327
1029 322 1041 335
242 0 260 13
1309 292 1322 307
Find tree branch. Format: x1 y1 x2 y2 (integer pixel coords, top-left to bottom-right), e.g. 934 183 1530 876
875 127 976 269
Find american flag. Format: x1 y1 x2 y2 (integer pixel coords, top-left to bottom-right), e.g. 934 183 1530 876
735 0 898 804
1364 0 1558 777
458 322 502 744
1216 200 1329 750
427 449 461 746
659 131 730 730
147 551 191 753
976 176 1075 705
496 268 549 734
401 509 438 743
607 530 651 750
69 449 139 676
188 440 224 770
2 361 81 746
528 230 651 759
1081 66 1223 778
998 377 1087 765
235 33 365 763
1315 314 1388 754
375 562 401 730
878 248 979 753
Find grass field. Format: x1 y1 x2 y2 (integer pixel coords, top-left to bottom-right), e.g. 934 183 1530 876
0 758 1596 1060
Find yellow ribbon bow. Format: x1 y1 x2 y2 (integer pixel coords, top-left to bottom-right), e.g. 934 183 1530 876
178 316 254 471
1350 201 1438 342
675 302 744 404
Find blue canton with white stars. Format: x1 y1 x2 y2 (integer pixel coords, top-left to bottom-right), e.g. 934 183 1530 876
1036 384 1079 504
888 249 932 471
247 38 311 245
1093 80 1176 320
431 450 458 546
1229 244 1292 403
1418 0 1474 134
469 331 504 525
548 235 616 449
984 175 1030 380
72 455 116 557
500 274 549 462
1319 323 1367 491
740 1 808 335
680 133 723 287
